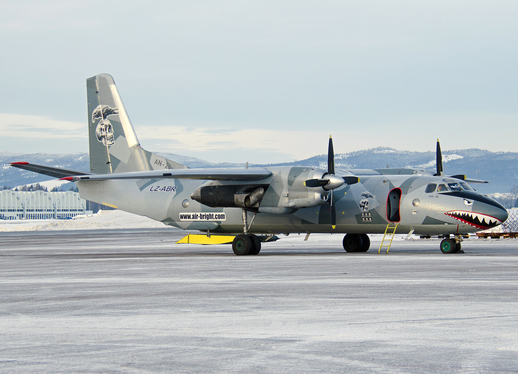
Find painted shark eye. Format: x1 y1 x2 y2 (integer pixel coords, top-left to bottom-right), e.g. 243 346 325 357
464 199 473 206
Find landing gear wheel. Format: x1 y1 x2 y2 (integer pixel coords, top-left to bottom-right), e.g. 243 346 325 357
440 238 459 254
232 234 253 256
343 234 364 252
249 235 261 255
359 234 370 252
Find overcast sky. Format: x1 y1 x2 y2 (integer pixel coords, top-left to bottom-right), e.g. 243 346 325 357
1 1 517 163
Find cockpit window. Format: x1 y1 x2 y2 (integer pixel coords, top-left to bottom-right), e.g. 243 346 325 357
448 182 462 192
460 182 473 191
425 183 436 193
437 184 449 192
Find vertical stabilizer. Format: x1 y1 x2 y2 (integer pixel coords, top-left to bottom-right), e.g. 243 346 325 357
87 74 185 173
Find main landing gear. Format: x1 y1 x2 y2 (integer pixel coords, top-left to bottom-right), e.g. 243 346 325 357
440 235 463 254
232 209 261 255
342 234 371 252
232 234 261 256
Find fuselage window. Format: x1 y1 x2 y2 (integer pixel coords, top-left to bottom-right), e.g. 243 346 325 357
437 184 449 192
448 182 462 192
425 183 437 193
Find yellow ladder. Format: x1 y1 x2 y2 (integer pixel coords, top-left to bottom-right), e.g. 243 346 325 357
378 223 399 254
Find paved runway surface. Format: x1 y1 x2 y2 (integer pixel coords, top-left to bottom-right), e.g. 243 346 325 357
2 229 518 373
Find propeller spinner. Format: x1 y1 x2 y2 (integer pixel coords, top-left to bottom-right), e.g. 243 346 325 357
304 136 347 190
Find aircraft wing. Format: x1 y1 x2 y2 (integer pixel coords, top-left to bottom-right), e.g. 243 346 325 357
44 168 269 182
10 162 90 179
61 168 273 181
451 174 489 184
11 162 272 182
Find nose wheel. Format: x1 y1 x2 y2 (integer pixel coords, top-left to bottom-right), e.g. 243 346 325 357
440 237 462 254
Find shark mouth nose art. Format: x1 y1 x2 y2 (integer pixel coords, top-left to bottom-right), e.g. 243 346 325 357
445 210 503 230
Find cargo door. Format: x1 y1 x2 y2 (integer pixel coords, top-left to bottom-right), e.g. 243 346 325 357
387 188 402 222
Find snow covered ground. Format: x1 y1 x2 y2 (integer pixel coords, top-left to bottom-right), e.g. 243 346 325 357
2 229 518 373
0 210 167 232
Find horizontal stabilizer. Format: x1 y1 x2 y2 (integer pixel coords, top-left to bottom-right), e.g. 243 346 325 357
60 167 272 182
10 162 90 179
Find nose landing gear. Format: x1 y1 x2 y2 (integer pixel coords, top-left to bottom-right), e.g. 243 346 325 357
440 235 463 254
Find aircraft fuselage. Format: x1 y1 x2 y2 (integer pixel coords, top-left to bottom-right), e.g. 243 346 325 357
77 166 507 238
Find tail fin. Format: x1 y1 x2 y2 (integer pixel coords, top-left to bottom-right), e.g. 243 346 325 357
87 74 186 173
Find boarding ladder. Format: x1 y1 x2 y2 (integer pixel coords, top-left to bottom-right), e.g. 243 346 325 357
378 223 399 254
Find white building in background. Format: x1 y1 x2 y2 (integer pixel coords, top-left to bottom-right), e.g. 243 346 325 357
0 191 91 220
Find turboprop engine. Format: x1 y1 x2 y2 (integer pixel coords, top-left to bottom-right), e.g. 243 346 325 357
190 184 268 210
191 137 359 224
190 168 332 212
190 163 359 215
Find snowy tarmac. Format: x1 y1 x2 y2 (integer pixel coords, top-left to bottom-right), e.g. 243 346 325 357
2 223 518 373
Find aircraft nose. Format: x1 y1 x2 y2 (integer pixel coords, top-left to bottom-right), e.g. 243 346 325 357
493 202 509 224
474 198 508 229
447 193 508 230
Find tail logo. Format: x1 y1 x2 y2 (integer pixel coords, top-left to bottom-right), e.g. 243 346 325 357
92 105 119 146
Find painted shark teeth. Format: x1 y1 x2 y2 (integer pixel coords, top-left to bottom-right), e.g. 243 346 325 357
445 210 503 230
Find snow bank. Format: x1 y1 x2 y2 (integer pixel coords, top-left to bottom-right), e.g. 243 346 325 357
0 210 166 232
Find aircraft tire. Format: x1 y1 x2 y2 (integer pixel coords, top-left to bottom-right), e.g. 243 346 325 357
360 234 370 252
440 238 459 254
249 235 261 255
232 234 253 255
342 234 364 252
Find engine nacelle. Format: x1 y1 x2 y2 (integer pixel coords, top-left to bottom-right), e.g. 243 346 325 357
190 167 336 213
191 184 267 210
257 167 330 212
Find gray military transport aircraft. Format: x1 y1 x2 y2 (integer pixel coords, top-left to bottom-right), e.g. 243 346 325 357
11 74 508 255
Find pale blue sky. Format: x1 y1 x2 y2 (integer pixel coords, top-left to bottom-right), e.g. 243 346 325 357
1 1 517 163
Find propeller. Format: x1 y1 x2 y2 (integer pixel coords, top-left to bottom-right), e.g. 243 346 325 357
304 136 348 190
304 136 359 229
433 139 488 183
434 139 443 176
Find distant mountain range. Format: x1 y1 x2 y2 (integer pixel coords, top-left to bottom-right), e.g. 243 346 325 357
2 147 517 194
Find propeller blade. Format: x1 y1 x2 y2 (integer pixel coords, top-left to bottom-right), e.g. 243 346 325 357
342 176 360 185
328 136 335 175
304 179 328 187
435 139 443 176
433 141 485 183
329 189 336 229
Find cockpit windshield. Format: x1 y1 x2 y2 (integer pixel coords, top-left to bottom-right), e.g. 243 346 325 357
425 181 473 193
448 182 462 192
460 181 474 191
